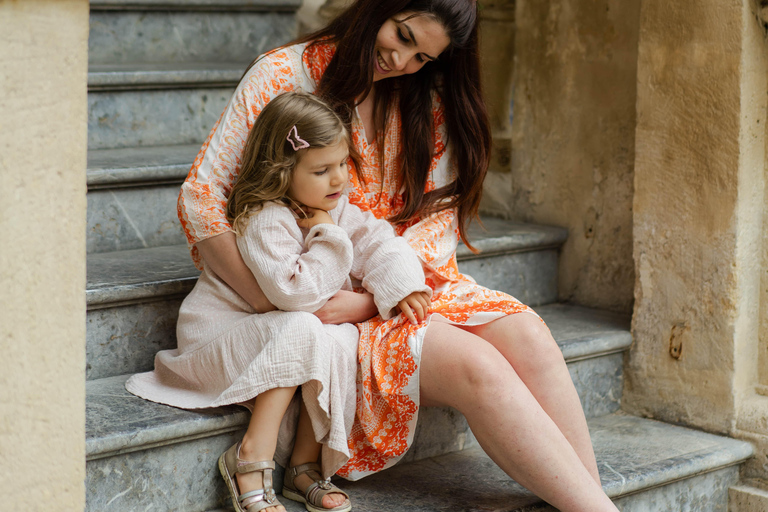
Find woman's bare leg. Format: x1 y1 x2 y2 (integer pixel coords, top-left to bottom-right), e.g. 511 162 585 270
462 313 601 483
420 322 617 512
288 399 348 509
238 387 296 512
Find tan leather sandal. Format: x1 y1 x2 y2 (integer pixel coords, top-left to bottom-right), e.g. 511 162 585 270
218 442 284 512
281 462 351 512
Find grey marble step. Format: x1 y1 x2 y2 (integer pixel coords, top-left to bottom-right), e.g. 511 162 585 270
85 302 632 510
86 144 194 253
87 143 198 189
85 221 569 379
88 301 630 420
86 406 753 512
89 85 235 149
89 2 299 67
91 0 302 10
89 63 246 91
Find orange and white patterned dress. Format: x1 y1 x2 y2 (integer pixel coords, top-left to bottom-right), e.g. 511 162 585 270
177 41 537 480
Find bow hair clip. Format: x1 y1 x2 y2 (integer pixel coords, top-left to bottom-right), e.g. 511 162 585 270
287 125 310 151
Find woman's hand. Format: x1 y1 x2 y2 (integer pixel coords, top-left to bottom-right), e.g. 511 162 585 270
194 232 276 313
295 207 334 229
314 290 378 324
397 291 431 325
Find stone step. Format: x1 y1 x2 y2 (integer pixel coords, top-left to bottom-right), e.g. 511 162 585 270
279 414 753 512
85 404 752 512
89 0 300 67
85 222 569 380
88 85 235 149
86 144 194 252
89 63 245 92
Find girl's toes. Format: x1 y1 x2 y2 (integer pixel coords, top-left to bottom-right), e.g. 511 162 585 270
322 492 346 508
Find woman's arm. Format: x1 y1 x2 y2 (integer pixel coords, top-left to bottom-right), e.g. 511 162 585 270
313 289 379 324
195 232 276 313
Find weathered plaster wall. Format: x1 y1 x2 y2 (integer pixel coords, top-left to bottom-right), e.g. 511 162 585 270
625 0 762 434
0 1 89 509
478 0 517 217
510 0 640 313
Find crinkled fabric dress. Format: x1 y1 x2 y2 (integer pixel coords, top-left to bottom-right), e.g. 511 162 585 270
131 40 539 481
126 196 430 477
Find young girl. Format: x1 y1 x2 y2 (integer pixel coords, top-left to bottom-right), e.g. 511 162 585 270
126 91 431 512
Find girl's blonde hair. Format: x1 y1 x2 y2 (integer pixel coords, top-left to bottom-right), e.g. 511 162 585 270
226 91 361 232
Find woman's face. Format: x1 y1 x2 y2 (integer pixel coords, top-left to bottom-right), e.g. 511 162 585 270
373 12 451 82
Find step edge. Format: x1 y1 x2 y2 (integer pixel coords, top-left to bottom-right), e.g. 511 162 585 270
87 144 199 188
604 445 754 500
90 0 302 12
560 331 632 362
88 66 244 91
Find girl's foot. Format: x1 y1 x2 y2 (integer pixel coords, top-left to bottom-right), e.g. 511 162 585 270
236 443 285 512
293 471 347 509
283 462 351 511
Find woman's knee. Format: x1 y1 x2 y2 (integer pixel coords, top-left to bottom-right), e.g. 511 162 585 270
448 345 521 406
495 313 564 364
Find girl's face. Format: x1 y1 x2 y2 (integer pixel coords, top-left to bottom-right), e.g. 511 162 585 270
287 140 349 210
373 12 451 82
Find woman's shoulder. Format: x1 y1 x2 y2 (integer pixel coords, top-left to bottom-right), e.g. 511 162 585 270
241 40 335 92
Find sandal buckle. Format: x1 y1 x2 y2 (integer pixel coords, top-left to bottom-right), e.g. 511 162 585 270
318 478 332 490
265 488 277 503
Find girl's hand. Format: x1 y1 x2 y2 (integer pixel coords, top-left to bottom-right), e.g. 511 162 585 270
397 291 431 325
314 290 378 324
294 206 334 229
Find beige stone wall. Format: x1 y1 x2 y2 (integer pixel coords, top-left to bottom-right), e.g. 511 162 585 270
625 0 768 437
510 0 640 313
478 0 516 217
0 0 89 509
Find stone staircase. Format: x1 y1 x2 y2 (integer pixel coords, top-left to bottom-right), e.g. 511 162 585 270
84 1 753 510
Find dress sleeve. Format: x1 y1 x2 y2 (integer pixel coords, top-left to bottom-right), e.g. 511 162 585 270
178 47 308 268
236 204 354 313
335 197 431 319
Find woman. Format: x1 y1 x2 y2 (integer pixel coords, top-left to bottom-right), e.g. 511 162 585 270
177 1 619 511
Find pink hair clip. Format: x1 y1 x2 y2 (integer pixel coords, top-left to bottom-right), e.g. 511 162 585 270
287 125 310 151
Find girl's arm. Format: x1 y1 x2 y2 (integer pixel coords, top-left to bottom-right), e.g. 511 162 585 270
336 197 432 319
237 204 354 313
195 232 276 313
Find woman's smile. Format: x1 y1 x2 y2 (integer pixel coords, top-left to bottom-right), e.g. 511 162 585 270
375 51 392 74
372 13 450 82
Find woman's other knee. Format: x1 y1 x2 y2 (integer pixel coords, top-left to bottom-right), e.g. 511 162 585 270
494 313 564 367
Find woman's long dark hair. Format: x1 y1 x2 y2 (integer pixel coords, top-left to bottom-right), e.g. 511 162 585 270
276 0 490 250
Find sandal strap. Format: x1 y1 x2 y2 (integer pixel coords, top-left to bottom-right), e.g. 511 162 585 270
237 459 275 474
305 480 349 507
289 462 321 479
240 489 280 510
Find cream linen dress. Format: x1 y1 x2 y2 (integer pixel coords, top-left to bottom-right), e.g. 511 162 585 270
126 196 430 476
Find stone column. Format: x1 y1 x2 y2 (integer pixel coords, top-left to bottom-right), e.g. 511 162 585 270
299 0 353 33
0 1 89 509
510 0 640 312
478 0 517 217
627 0 768 505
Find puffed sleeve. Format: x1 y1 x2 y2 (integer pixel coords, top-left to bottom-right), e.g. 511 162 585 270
334 196 431 319
236 204 354 313
178 46 309 269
